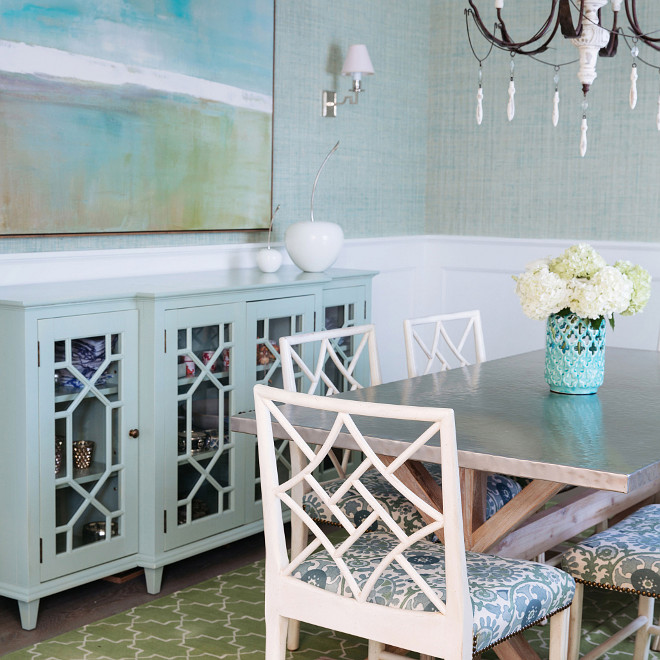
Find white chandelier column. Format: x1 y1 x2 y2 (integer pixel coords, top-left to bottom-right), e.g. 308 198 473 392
570 0 610 94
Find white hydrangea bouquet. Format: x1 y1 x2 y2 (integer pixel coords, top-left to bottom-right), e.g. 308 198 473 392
515 244 651 393
514 243 651 328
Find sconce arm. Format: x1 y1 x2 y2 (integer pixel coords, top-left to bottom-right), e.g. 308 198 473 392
321 90 362 117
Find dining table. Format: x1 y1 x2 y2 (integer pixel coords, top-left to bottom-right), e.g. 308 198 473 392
231 347 660 660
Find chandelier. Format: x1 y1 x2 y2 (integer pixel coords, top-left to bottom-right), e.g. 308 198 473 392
465 0 660 155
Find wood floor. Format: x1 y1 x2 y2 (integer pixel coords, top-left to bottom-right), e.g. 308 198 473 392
0 532 267 656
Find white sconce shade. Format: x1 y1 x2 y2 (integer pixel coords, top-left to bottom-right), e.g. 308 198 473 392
341 45 375 78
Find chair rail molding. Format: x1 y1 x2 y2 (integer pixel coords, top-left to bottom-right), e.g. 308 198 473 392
0 234 658 383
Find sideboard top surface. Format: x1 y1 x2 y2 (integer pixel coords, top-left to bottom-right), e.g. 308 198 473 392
0 267 377 308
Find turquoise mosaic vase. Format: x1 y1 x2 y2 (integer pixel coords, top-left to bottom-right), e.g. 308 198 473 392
544 312 606 395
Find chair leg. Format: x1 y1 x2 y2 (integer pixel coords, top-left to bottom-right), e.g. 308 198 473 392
567 583 584 660
287 618 301 652
265 613 288 660
549 605 571 660
287 442 308 651
652 625 660 652
367 639 385 659
286 519 305 649
632 596 654 660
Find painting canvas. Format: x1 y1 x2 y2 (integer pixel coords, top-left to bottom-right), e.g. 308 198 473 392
0 1 273 235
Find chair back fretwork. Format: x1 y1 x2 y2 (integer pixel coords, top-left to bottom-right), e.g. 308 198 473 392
254 385 469 636
280 324 381 396
404 310 486 377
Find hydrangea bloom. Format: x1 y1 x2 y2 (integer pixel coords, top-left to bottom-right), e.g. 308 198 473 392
549 244 606 280
514 266 568 321
513 244 650 323
566 266 633 319
614 260 652 316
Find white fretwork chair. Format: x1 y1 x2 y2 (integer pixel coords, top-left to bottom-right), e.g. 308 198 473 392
403 309 486 377
402 309 523 544
254 384 575 659
279 323 523 650
561 504 660 660
280 324 381 476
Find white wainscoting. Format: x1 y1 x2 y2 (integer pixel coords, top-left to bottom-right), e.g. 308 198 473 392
1 235 658 384
338 235 660 382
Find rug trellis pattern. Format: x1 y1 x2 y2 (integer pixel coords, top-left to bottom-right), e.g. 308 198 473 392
4 560 660 659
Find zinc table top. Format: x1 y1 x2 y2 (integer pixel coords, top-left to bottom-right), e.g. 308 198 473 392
231 348 660 494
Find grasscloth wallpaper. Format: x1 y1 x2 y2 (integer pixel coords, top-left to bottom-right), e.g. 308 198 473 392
428 2 660 241
1 1 659 254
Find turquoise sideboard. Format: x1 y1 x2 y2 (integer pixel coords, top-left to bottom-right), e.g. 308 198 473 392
0 267 375 629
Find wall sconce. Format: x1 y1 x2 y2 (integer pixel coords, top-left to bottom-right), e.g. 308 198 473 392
322 44 374 118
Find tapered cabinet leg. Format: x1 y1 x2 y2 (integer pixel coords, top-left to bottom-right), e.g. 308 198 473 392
18 599 40 630
144 566 164 594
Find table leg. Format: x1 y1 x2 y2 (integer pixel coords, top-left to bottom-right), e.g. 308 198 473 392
460 467 487 547
378 456 445 539
492 635 542 660
469 479 565 554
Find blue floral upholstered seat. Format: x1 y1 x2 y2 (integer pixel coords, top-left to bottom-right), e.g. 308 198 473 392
302 464 522 534
294 532 575 654
561 504 660 659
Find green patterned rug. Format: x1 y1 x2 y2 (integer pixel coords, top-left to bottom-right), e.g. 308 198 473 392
4 560 660 659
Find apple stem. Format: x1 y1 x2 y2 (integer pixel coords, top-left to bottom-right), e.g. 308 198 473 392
310 141 340 223
267 204 280 248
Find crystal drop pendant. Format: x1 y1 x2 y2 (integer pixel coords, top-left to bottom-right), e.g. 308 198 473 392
507 80 515 121
477 86 483 125
552 68 559 127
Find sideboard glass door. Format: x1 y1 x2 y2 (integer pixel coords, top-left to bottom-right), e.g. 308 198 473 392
164 303 245 550
244 296 316 522
38 311 139 581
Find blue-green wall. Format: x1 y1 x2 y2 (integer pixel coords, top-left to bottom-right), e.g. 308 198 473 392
427 2 660 241
3 1 658 254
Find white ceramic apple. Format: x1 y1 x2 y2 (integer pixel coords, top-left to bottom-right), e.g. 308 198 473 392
256 247 283 273
285 140 344 273
284 221 344 272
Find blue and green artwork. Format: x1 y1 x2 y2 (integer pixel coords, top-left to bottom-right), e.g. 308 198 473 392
0 1 273 234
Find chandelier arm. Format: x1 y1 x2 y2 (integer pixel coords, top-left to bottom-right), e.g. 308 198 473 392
467 0 561 51
559 0 585 38
625 0 660 49
599 11 619 57
500 2 562 44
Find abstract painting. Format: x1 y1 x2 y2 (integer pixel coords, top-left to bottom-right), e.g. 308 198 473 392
0 1 273 235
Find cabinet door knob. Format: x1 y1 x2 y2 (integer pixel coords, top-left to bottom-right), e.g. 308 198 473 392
128 429 140 438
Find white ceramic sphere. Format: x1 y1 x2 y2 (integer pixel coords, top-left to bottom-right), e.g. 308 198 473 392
256 247 283 273
284 221 344 273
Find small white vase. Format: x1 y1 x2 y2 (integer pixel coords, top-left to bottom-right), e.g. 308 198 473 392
284 221 344 273
256 247 283 273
